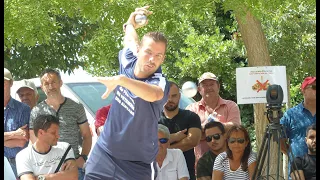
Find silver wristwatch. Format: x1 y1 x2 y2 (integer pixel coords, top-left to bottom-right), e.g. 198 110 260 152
38 175 46 180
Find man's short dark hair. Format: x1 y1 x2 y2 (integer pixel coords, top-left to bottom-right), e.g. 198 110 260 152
33 114 60 137
204 121 225 134
40 68 61 81
141 32 168 50
168 81 179 89
306 123 316 136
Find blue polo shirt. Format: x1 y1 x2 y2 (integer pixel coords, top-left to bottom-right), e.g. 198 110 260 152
280 102 316 179
4 97 30 159
97 47 170 164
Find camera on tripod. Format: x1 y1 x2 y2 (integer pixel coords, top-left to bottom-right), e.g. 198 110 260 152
265 85 284 124
253 84 290 180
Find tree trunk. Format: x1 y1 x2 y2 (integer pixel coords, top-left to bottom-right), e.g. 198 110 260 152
282 78 291 179
235 10 283 178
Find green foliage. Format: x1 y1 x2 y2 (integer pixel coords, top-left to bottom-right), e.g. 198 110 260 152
4 0 315 145
4 14 98 80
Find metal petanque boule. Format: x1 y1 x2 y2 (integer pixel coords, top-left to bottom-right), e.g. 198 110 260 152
182 81 197 98
135 14 147 26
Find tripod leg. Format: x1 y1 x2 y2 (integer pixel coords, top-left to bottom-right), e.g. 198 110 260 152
280 126 302 180
276 128 281 180
252 125 270 180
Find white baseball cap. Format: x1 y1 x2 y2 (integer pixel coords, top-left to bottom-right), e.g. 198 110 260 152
16 79 38 95
4 68 13 81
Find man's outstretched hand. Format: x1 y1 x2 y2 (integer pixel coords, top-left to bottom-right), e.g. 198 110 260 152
97 75 124 99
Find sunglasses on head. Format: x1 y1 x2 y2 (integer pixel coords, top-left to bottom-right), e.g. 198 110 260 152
205 134 222 142
228 137 245 144
307 85 316 90
159 138 169 144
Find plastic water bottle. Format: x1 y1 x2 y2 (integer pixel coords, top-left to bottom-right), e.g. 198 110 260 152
208 112 218 122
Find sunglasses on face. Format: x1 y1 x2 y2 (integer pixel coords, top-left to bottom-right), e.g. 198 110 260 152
228 137 245 144
307 85 316 90
159 138 169 144
205 134 222 142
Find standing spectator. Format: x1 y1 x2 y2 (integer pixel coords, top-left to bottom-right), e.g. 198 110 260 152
159 81 201 180
280 76 316 179
156 124 189 180
212 125 256 179
29 68 92 180
4 68 31 178
186 72 241 168
94 104 111 136
84 6 170 180
196 121 226 180
16 79 39 109
290 124 316 180
16 114 78 180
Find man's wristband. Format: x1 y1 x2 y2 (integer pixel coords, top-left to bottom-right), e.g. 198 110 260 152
79 154 88 162
123 22 134 32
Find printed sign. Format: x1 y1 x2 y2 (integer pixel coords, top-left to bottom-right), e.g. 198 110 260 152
236 66 288 104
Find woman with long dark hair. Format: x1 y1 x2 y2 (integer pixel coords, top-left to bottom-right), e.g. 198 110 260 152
212 125 257 180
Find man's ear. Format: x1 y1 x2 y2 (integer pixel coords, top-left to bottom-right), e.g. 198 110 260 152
59 79 63 87
35 94 40 102
38 129 44 136
161 55 166 64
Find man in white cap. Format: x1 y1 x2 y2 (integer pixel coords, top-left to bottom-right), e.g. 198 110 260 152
186 72 241 171
4 68 31 178
16 79 39 109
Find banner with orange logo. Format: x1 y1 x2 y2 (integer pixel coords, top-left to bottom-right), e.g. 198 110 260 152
236 66 288 104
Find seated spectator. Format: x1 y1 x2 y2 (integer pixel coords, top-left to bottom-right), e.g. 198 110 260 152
16 114 78 180
94 104 111 136
196 121 226 180
156 124 189 180
213 125 256 180
290 124 316 180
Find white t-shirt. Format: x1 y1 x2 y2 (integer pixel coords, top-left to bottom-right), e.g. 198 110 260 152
16 142 75 178
213 151 256 179
156 148 190 180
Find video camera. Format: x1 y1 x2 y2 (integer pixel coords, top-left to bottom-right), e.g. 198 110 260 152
265 84 284 124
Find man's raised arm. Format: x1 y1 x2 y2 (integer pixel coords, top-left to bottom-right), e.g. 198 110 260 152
123 6 152 50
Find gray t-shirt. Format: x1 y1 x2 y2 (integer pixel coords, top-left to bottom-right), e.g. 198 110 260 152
30 98 87 157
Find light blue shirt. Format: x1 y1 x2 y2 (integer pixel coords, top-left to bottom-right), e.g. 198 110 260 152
4 156 16 180
280 102 316 179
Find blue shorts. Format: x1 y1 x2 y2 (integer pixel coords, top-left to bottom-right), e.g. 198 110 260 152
84 144 156 180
